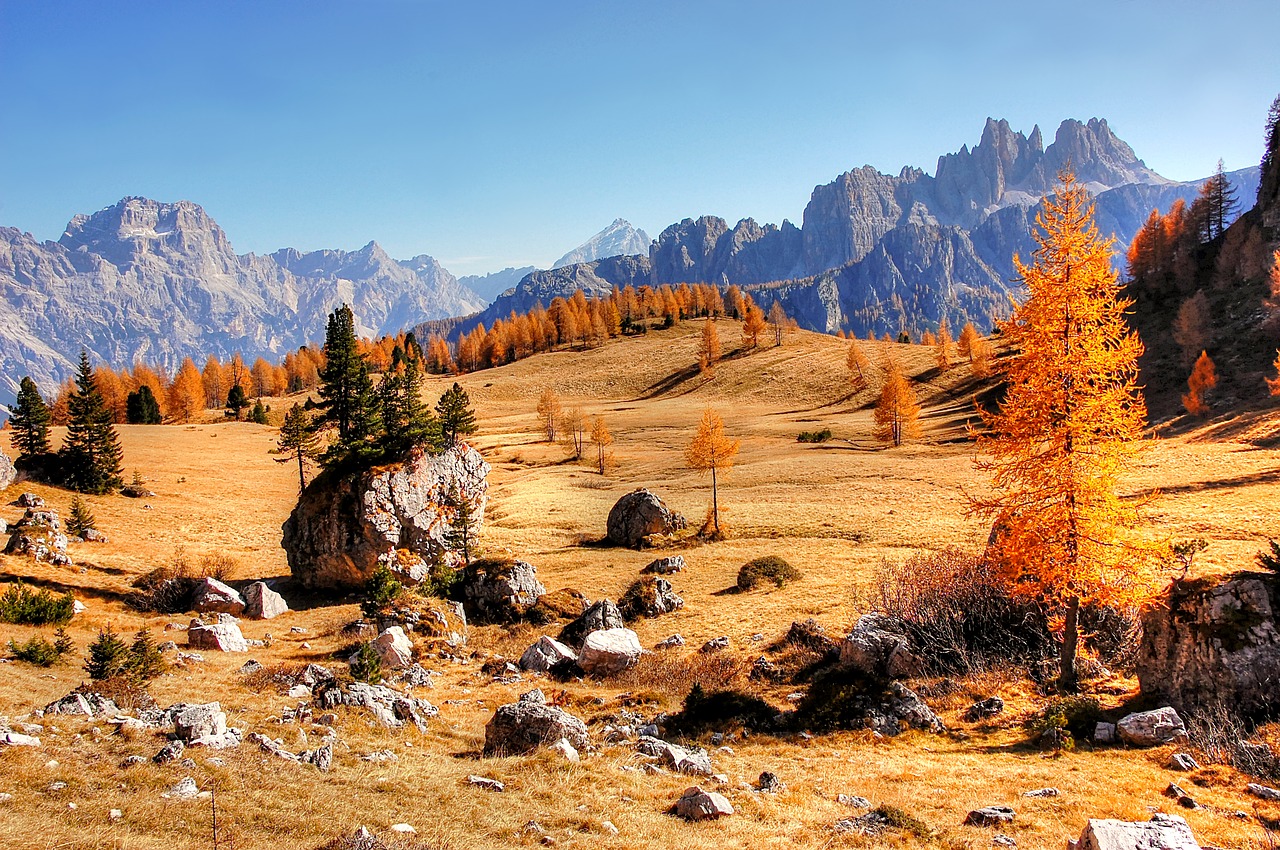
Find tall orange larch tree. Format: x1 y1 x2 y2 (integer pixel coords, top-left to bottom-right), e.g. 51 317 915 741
168 357 205 423
957 322 979 363
741 304 766 349
1182 350 1217 417
969 170 1161 693
934 315 952 371
698 318 721 374
590 414 613 475
685 408 740 537
846 338 870 394
872 360 921 446
536 388 562 442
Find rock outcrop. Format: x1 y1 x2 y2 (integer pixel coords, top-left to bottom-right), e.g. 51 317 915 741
0 452 15 491
187 615 249 652
1116 707 1187 747
1136 575 1280 719
483 689 589 756
559 599 625 648
1075 813 1201 850
618 576 683 620
461 558 545 623
578 628 643 677
283 445 490 590
839 613 922 680
606 489 686 549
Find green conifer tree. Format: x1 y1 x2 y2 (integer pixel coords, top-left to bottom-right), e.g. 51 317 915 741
125 385 162 424
60 352 124 495
443 483 479 566
275 404 319 491
84 626 130 680
126 628 165 680
435 382 478 449
224 384 249 420
67 496 97 538
249 399 270 424
8 376 52 463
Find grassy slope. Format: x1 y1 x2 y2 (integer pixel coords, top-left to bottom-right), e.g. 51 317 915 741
1 320 1279 849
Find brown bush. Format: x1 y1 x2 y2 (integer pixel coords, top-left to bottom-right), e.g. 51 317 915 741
615 651 748 706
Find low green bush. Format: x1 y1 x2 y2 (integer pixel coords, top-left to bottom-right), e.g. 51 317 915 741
796 428 832 443
737 555 801 591
1026 695 1103 749
9 634 61 666
0 582 75 625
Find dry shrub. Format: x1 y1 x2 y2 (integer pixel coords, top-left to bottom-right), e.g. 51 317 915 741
870 547 1054 675
242 662 309 694
1187 702 1280 780
129 547 241 612
615 651 748 705
78 676 157 712
697 505 731 541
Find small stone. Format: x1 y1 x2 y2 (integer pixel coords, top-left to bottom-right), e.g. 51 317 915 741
288 685 312 699
389 823 417 835
965 696 1005 722
550 738 579 763
675 785 734 820
109 809 123 822
468 775 505 792
700 636 730 653
837 794 871 808
655 634 685 650
167 777 199 800
1163 782 1188 799
600 820 619 835
1022 787 1060 798
47 781 67 792
992 835 1017 847
154 740 185 764
965 806 1015 827
1169 753 1199 772
757 771 784 793
0 793 12 803
1093 722 1117 743
1248 783 1280 801
1116 707 1187 747
120 756 146 768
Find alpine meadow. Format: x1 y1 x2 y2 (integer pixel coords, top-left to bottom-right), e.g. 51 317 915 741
2 4 1280 850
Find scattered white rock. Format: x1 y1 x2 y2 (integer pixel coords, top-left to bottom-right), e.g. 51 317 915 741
372 626 414 669
1248 783 1280 801
1116 707 1187 747
550 738 580 763
187 616 249 652
165 777 200 800
1023 787 1060 798
675 786 734 820
0 732 41 747
578 628 643 676
109 809 123 822
243 581 289 619
389 823 417 835
468 775 505 792
519 636 578 674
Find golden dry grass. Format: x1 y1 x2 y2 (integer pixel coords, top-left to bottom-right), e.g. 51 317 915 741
2 321 1279 849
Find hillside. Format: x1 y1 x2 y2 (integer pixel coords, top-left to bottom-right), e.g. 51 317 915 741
1 323 1279 849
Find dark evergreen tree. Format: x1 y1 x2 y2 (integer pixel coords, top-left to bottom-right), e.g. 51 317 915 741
60 352 124 495
380 357 440 456
67 496 97 538
125 385 162 424
127 628 165 680
435 382 478 449
249 399 270 424
225 384 249 420
84 626 130 680
443 483 478 566
8 376 52 463
317 305 364 440
275 403 319 491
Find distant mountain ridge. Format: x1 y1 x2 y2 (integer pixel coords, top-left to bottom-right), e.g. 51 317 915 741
0 196 485 402
437 118 1259 343
554 219 650 268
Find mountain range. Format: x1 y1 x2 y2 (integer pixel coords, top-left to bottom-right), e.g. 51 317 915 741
0 117 1262 403
440 118 1260 343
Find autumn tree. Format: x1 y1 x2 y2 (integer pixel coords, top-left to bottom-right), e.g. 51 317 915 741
969 171 1158 694
846 338 870 394
934 315 952 371
767 301 788 345
1268 349 1280 396
168 358 205 423
873 360 921 446
1194 159 1239 242
957 322 979 363
697 318 722 373
1182 350 1217 417
8 376 52 464
275 403 319 491
536 388 562 442
60 351 124 495
590 414 613 474
685 408 740 537
202 355 226 408
1171 290 1212 366
558 405 586 459
741 303 767 349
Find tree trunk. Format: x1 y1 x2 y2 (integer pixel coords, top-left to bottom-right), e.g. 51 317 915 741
1059 595 1080 693
711 464 719 533
297 452 306 493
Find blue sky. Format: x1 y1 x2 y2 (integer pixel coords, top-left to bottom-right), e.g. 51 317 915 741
2 1 1277 276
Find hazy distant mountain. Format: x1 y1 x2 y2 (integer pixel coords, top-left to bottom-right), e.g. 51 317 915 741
434 117 1259 344
0 196 484 402
553 219 650 268
458 266 537 303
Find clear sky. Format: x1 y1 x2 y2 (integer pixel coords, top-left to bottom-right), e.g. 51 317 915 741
1 1 1277 276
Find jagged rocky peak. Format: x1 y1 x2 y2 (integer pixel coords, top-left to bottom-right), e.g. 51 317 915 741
1040 117 1169 190
59 196 235 270
553 218 651 268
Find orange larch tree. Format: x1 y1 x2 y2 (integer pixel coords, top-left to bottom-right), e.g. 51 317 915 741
168 358 206 423
698 317 721 374
590 414 613 475
957 322 979 363
685 407 740 537
741 303 767 349
872 359 921 446
934 315 952 371
1182 350 1217 417
969 170 1162 693
846 338 870 394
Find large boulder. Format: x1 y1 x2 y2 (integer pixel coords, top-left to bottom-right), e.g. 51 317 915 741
0 453 16 491
578 628 643 677
314 681 437 731
174 703 227 743
839 613 922 679
1136 576 1280 719
371 626 414 669
283 445 490 590
674 786 734 820
462 558 545 623
1076 813 1201 850
1115 707 1188 747
606 489 686 548
559 599 625 648
190 578 246 616
483 689 589 756
242 582 289 619
519 636 578 674
187 615 249 652
5 508 70 566
619 576 684 620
